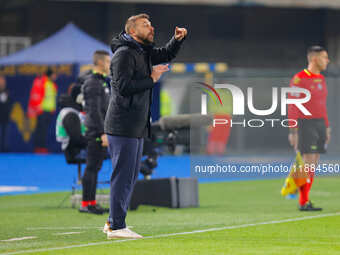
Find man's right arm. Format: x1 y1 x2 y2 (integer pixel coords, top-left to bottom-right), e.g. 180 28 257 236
150 36 185 65
288 128 298 150
287 74 302 150
287 74 303 128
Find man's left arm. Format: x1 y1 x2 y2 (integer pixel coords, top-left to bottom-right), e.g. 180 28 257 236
151 27 187 65
326 126 331 145
324 78 330 144
325 114 331 144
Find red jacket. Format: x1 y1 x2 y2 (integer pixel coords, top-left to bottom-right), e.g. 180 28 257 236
27 75 57 118
288 69 329 127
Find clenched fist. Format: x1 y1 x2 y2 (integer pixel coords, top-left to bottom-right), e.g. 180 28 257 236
174 26 187 41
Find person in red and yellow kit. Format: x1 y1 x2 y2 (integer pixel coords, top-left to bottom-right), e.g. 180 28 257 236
288 46 331 211
28 68 58 153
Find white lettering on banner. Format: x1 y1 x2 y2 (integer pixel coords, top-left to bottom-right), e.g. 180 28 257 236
201 84 311 116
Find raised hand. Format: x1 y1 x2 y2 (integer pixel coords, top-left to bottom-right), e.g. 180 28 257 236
174 26 187 41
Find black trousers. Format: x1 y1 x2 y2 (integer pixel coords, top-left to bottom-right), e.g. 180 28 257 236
298 118 327 154
82 138 107 202
34 112 53 149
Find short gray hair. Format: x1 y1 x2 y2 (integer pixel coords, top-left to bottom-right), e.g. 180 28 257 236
125 13 150 34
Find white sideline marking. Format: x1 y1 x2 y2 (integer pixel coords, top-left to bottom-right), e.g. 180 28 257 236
0 186 38 193
1 237 37 242
27 227 101 231
53 232 82 236
3 212 340 255
27 226 133 231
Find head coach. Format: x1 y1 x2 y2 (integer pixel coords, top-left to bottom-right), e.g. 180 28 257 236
103 13 187 239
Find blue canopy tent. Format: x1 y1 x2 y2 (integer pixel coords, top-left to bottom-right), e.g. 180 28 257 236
0 23 110 65
0 23 110 152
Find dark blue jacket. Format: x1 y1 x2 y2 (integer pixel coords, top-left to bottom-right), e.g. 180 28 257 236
104 32 184 138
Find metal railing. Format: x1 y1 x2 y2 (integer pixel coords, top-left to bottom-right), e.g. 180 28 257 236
0 36 31 57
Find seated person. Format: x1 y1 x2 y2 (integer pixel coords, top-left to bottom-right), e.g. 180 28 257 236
56 84 87 163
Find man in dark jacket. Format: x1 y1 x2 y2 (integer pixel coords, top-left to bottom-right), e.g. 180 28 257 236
79 50 111 215
103 13 187 239
56 84 87 164
72 69 111 105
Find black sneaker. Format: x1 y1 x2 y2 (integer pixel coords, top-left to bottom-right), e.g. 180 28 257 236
94 204 109 213
299 201 322 211
79 205 104 215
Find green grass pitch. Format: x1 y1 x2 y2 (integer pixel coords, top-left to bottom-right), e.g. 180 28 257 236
1 176 340 255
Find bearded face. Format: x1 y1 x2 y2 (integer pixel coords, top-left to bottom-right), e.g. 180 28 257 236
132 18 154 45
